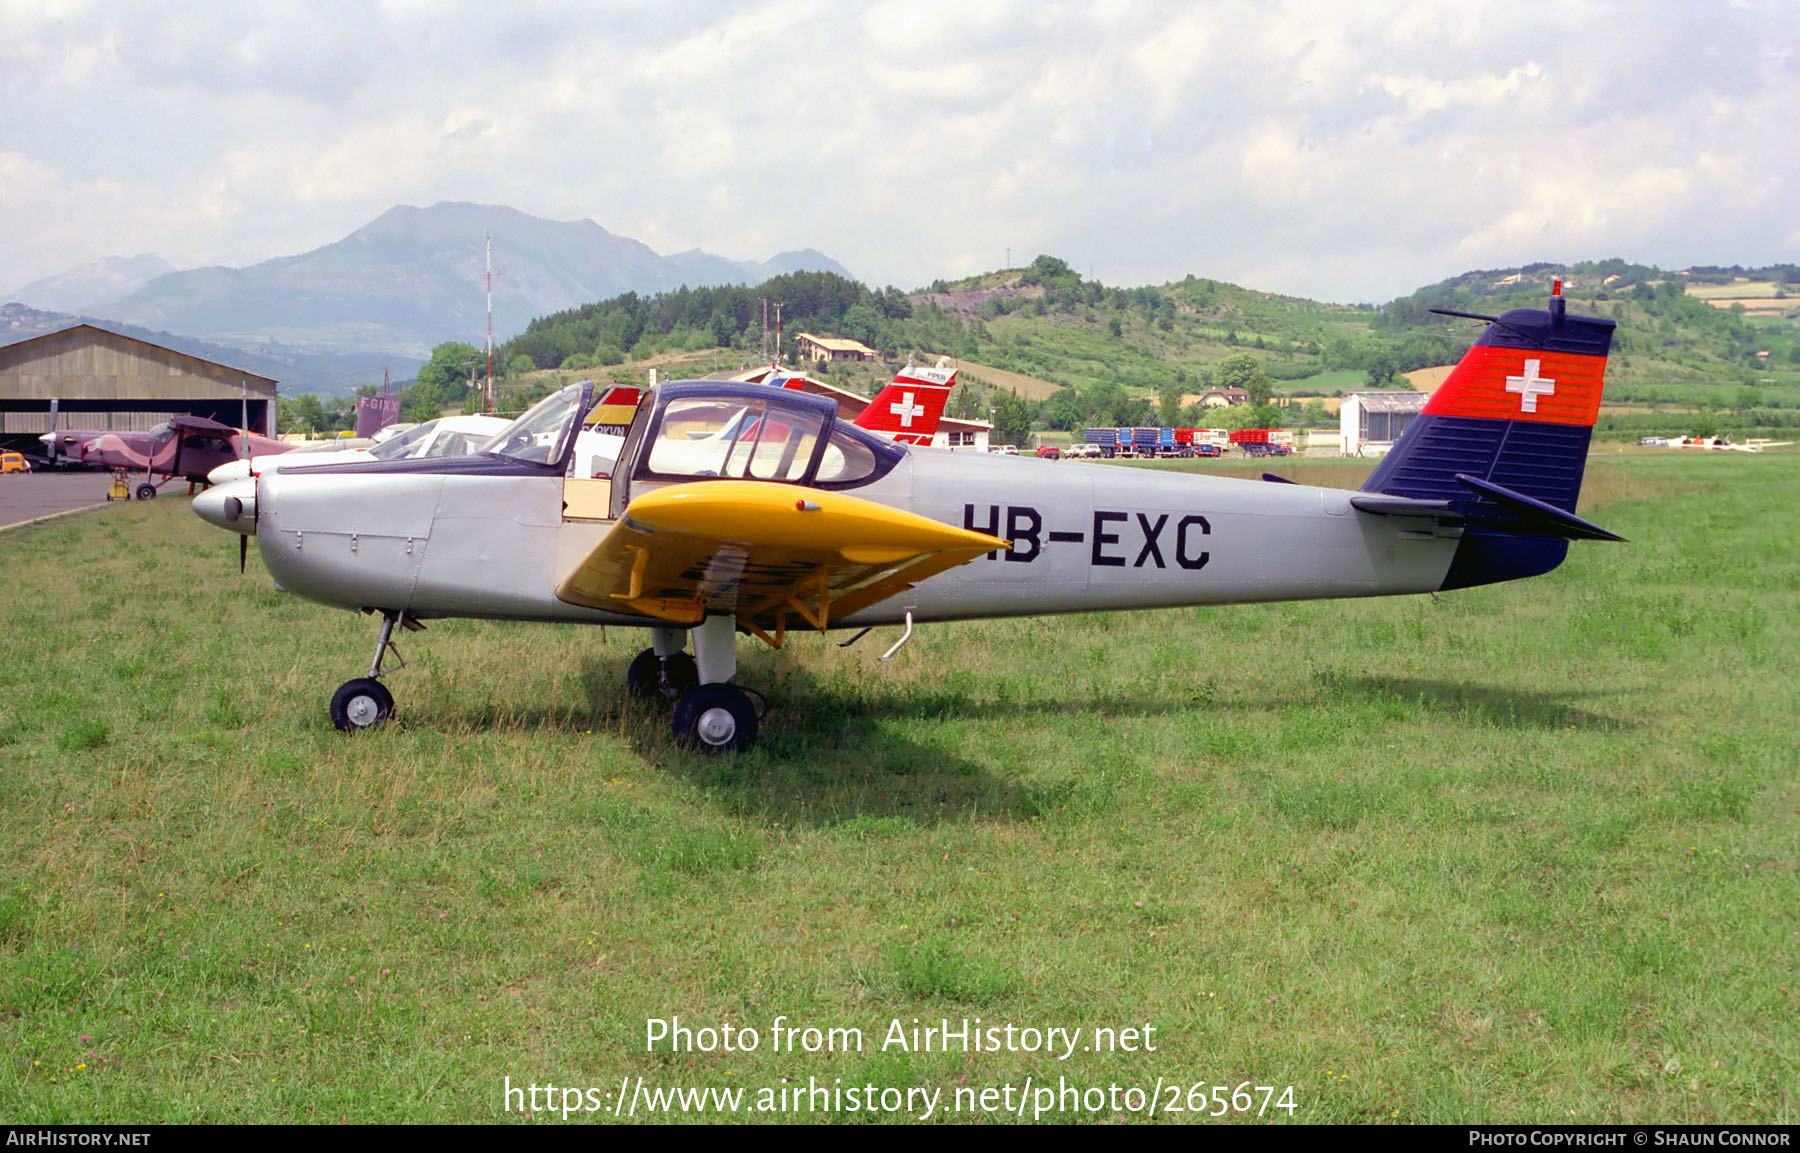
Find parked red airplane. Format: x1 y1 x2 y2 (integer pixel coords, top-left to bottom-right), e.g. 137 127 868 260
81 415 294 499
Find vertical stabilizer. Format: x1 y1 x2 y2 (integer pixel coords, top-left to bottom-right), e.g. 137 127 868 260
857 364 956 445
1362 282 1617 588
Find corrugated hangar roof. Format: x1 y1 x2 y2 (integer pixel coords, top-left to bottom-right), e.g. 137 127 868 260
1350 391 1428 414
0 324 277 402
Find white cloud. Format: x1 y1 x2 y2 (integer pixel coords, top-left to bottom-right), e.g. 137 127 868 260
0 2 1795 303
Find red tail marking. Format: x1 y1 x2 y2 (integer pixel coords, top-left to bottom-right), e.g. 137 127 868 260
857 382 952 444
1422 346 1607 428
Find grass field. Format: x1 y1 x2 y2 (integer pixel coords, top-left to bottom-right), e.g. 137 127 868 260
0 453 1795 1124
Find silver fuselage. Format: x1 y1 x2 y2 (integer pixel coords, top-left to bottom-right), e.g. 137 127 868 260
242 449 1457 628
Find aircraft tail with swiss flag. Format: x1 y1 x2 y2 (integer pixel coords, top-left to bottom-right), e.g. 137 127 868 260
1357 281 1622 589
852 363 957 445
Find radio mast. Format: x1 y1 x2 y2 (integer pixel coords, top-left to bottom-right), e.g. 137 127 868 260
485 234 495 414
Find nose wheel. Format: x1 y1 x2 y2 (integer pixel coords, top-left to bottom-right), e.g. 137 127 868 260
330 610 415 733
330 678 394 732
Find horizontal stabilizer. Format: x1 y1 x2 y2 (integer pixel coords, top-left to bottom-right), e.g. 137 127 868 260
1350 476 1623 542
1453 473 1626 542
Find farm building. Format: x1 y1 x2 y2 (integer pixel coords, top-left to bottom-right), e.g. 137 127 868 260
1197 387 1250 407
1339 391 1428 456
0 324 277 451
794 333 878 364
728 366 992 451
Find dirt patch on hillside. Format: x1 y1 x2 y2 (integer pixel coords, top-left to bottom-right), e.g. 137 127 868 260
909 285 1045 317
953 359 1064 400
1403 366 1454 394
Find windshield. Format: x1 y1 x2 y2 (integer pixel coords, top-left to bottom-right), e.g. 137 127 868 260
370 419 438 460
479 383 591 467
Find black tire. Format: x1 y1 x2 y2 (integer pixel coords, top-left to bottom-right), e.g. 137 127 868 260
672 684 758 753
330 677 394 733
626 649 698 706
135 483 157 500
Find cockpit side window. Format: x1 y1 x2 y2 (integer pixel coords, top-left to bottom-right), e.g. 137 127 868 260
645 398 740 476
643 397 825 483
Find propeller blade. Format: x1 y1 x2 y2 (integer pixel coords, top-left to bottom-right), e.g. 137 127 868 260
239 533 248 575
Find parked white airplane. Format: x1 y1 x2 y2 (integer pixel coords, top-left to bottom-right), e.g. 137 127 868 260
207 415 510 485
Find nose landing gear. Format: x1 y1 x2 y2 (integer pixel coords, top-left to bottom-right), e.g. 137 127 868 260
330 610 419 733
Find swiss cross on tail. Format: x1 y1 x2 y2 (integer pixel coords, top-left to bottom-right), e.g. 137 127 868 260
856 363 956 445
889 392 926 427
1505 360 1555 413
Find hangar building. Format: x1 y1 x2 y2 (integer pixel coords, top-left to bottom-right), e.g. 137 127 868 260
1339 391 1428 457
0 325 278 451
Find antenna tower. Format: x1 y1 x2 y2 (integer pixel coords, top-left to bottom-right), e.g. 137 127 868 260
485 234 495 414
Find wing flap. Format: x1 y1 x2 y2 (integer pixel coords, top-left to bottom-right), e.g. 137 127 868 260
555 481 1009 630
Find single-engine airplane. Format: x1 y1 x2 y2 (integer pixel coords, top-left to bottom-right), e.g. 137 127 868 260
84 415 293 499
195 284 1621 752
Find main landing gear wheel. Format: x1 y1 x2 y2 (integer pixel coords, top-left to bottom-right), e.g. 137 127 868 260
135 483 157 501
330 677 394 733
672 684 758 754
626 649 699 706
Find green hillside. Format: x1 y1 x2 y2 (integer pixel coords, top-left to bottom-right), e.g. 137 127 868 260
366 256 1800 445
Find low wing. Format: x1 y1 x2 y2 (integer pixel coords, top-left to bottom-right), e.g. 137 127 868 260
555 480 1008 638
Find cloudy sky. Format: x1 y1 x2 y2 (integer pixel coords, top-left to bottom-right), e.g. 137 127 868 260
2 0 1796 304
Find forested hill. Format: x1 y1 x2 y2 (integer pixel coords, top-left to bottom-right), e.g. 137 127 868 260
503 271 917 371
428 255 1800 443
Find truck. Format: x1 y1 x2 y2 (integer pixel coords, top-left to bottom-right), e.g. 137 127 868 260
1228 428 1292 457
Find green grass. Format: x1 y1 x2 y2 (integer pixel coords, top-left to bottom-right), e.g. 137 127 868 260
0 454 1795 1124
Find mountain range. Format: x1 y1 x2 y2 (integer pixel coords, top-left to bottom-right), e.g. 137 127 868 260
4 202 851 392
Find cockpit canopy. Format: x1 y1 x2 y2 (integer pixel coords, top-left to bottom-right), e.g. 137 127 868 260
620 382 903 490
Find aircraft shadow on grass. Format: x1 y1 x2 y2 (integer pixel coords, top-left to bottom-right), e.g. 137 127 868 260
392 652 1054 825
1316 673 1639 733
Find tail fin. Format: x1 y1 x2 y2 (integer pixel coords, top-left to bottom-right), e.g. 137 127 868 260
585 384 642 436
856 363 956 445
1361 281 1618 588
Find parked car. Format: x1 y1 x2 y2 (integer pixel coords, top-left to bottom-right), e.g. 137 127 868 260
1035 445 1061 459
1 451 31 474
